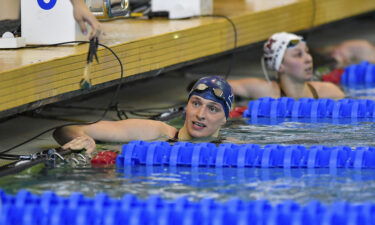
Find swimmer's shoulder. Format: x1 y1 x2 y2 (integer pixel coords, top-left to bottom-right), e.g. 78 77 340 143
308 81 345 99
159 122 179 140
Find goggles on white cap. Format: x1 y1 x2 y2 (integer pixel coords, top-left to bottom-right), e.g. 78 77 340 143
263 32 304 71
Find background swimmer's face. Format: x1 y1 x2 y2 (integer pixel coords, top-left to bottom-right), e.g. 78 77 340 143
184 95 226 138
279 42 314 81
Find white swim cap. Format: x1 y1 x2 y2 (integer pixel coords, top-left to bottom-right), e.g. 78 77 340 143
263 32 303 71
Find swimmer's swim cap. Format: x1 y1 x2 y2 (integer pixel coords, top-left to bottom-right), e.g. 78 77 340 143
263 32 304 71
188 76 234 118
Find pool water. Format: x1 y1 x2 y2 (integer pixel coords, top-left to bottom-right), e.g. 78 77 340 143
223 119 375 147
344 86 375 100
1 118 375 205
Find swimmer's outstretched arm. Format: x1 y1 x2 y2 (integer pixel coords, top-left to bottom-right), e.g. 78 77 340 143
53 119 177 154
228 78 278 99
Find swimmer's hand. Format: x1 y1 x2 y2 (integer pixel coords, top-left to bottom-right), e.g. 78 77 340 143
61 136 96 155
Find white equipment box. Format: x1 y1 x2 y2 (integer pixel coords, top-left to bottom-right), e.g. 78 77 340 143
151 0 213 19
21 0 86 45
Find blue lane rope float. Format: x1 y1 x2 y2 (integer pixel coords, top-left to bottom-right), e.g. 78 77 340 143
242 97 375 119
341 61 375 87
115 141 375 169
1 189 375 225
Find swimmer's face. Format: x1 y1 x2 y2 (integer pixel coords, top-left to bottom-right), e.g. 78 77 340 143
279 41 313 81
184 95 226 138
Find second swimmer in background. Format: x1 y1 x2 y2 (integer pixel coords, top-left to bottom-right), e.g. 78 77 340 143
229 32 345 100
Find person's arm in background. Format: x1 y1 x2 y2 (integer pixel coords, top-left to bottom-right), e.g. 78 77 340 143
70 0 102 39
228 78 279 99
0 0 20 20
330 40 375 67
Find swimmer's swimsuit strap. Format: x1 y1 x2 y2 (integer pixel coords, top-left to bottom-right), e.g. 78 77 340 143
167 130 224 144
209 137 225 144
167 130 180 143
280 83 319 99
307 83 319 99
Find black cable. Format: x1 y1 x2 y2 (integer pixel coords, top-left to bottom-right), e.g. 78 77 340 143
0 157 46 176
22 112 88 123
127 111 161 117
0 41 124 156
116 108 129 120
118 12 238 80
199 15 238 80
50 102 185 113
32 101 185 121
1 14 237 156
111 102 129 120
0 149 72 177
95 12 238 80
0 155 20 160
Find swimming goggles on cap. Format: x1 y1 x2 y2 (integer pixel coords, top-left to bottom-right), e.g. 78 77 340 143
287 39 302 48
191 83 225 100
190 82 232 112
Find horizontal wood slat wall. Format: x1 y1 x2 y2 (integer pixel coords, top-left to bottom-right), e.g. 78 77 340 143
1 0 375 113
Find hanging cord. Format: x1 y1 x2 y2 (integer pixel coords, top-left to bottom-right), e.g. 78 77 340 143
148 14 238 80
0 39 124 157
199 15 238 80
95 11 238 80
35 102 186 121
112 102 129 120
1 13 237 157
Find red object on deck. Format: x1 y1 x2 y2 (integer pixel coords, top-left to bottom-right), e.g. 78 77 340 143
322 68 344 84
91 151 118 165
229 106 248 118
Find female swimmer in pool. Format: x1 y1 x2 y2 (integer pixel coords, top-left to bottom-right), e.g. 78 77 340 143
53 76 234 154
229 32 345 100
